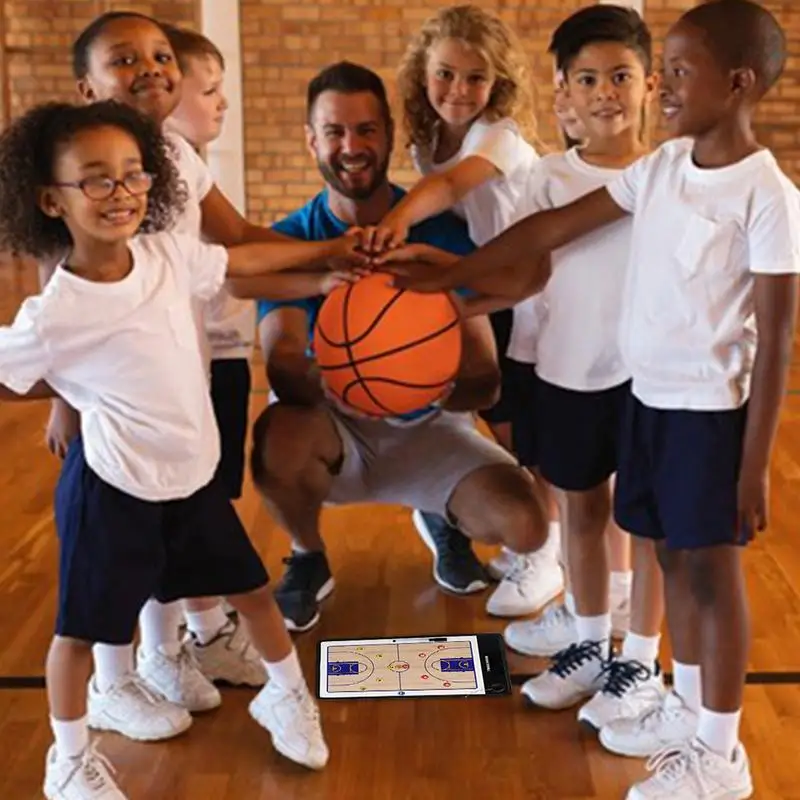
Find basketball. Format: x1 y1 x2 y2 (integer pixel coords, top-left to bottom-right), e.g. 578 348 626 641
313 272 462 417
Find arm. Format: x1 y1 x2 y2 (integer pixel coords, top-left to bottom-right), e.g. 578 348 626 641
442 313 501 412
390 188 626 297
36 259 81 455
737 273 799 532
200 185 290 246
261 307 323 406
373 157 499 249
228 270 355 300
225 234 362 278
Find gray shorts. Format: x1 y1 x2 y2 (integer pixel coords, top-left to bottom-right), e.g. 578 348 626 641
326 409 517 517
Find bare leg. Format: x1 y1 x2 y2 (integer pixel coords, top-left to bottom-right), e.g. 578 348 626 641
250 404 342 552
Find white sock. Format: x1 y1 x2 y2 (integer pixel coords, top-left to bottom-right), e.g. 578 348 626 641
575 612 612 644
621 632 661 670
185 605 230 645
139 599 182 658
697 707 741 760
92 643 134 693
610 570 633 600
264 648 305 691
50 716 89 760
564 592 576 616
672 660 702 713
545 521 561 558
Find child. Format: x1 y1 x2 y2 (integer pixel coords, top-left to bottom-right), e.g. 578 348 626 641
162 23 265 691
0 101 362 797
378 3 561 618
497 6 666 737
52 11 329 731
503 62 634 658
393 2 798 796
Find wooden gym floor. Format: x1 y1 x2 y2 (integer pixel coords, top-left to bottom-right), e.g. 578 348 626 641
1 262 799 799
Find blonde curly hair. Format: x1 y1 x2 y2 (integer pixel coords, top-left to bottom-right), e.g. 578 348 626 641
397 5 540 157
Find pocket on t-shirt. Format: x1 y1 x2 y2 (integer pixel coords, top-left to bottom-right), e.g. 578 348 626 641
674 213 737 278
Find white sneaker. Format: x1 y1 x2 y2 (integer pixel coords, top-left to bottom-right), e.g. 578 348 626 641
626 738 753 799
486 550 564 617
487 546 517 581
249 681 329 770
43 742 126 799
187 619 267 687
137 644 221 712
600 689 698 758
504 602 577 657
87 673 192 741
611 592 632 638
503 603 578 658
520 640 608 710
577 658 665 730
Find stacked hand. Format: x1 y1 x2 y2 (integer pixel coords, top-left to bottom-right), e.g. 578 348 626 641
325 221 459 295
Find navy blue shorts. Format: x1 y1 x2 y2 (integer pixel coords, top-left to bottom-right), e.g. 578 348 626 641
478 309 515 425
536 377 629 492
508 360 539 468
210 358 251 499
614 392 749 550
54 438 269 645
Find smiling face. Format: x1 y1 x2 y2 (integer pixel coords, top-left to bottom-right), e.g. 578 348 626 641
77 16 182 126
305 90 392 201
659 20 738 139
168 54 228 147
39 125 149 249
565 41 653 145
425 37 494 129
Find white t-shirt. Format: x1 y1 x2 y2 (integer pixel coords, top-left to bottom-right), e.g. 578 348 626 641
527 149 631 390
412 116 540 247
607 137 800 410
0 232 229 502
505 167 545 364
167 133 255 361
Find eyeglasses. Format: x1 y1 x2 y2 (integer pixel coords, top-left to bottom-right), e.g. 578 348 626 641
53 171 153 201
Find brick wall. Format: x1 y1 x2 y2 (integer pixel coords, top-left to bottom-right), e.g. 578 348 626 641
1 1 198 122
645 0 800 180
0 1 797 225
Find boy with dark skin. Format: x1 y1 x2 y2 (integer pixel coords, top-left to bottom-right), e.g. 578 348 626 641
391 3 798 797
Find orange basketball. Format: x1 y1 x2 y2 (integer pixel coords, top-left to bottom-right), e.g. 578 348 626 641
313 272 462 417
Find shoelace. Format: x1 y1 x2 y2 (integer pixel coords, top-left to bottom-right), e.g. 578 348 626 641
636 692 687 731
503 554 535 586
119 673 167 706
537 603 572 628
549 640 606 678
645 741 710 793
224 622 261 663
280 553 326 592
79 743 117 792
599 658 653 698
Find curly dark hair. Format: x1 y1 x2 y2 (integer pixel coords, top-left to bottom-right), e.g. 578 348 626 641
0 100 185 259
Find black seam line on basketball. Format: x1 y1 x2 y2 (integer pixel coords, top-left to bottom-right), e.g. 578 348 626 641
341 283 396 416
317 285 408 349
343 373 398 416
342 376 452 391
317 317 461 372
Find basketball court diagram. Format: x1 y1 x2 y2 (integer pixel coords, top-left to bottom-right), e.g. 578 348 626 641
325 641 479 695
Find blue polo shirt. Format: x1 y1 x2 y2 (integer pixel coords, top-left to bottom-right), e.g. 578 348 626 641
257 184 475 329
259 185 474 422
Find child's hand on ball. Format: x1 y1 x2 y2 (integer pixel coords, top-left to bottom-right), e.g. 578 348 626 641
319 270 358 295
